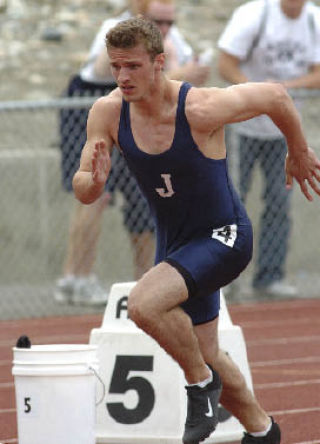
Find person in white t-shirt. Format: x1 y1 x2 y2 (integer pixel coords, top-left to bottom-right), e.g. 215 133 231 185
217 0 320 298
56 0 211 305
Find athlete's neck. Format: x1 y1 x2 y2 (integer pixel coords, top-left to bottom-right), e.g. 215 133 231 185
132 75 175 118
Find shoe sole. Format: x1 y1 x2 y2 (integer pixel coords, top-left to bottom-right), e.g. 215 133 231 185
183 427 215 444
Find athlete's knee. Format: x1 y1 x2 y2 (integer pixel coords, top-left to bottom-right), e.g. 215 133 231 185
127 285 150 329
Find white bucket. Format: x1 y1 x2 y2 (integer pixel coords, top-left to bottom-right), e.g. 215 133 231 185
12 344 100 444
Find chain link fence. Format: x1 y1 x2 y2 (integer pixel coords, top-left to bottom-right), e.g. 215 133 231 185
0 92 319 320
0 97 147 319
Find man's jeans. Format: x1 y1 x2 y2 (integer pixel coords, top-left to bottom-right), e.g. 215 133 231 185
239 135 292 288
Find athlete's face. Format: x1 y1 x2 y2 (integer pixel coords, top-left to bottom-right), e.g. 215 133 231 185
108 43 165 101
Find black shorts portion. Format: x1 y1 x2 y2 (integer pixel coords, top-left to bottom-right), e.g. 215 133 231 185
163 223 253 325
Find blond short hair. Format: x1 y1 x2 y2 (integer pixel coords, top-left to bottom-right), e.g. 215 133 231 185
106 16 164 60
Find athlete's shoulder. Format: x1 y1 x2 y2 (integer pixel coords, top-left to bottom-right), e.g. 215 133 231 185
185 86 228 131
86 88 123 142
89 88 122 121
186 86 222 113
93 87 122 110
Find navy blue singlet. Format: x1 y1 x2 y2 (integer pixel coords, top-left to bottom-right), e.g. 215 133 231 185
118 82 253 324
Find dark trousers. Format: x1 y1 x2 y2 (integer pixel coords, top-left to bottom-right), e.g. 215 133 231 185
239 135 292 288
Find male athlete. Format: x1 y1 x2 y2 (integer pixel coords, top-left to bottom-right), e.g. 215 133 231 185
73 17 320 444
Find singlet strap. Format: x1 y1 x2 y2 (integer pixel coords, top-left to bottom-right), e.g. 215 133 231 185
119 98 129 130
174 82 196 146
176 82 192 125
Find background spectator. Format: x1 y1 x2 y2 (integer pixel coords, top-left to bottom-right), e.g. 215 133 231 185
217 0 320 298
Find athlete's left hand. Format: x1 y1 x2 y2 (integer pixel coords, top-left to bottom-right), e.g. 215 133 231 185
92 139 111 186
286 147 320 201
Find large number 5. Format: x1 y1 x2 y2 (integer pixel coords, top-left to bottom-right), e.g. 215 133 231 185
106 355 155 424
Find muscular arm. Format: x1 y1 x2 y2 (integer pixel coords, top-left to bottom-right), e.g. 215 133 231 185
188 82 320 200
194 82 303 137
72 96 119 204
219 51 320 90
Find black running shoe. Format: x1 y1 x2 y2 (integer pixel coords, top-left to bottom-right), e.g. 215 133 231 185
183 366 222 444
241 417 281 444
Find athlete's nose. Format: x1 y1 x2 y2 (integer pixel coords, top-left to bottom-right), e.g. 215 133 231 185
118 67 130 83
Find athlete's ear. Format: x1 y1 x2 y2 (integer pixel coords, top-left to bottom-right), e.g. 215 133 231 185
154 53 165 71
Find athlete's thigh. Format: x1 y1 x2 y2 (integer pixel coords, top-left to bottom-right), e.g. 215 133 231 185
130 261 189 312
167 228 252 299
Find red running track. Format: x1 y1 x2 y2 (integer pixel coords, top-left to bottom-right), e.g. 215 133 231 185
0 298 319 444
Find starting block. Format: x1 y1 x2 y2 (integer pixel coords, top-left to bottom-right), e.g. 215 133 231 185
90 282 254 444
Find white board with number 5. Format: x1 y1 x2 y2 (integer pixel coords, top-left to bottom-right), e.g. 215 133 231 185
90 282 253 444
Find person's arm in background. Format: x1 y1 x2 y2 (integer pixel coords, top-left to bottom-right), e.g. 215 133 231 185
165 25 210 86
282 64 320 89
218 49 320 91
166 58 210 86
217 1 263 85
83 17 123 83
94 46 113 81
218 51 248 84
218 7 320 90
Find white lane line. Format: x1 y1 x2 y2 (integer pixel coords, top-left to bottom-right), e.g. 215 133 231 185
0 408 15 413
292 440 320 444
0 382 14 389
240 317 318 328
247 335 320 346
251 356 320 367
255 378 320 389
230 300 320 312
268 406 320 416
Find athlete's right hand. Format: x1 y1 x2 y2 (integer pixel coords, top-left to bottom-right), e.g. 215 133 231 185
92 140 111 186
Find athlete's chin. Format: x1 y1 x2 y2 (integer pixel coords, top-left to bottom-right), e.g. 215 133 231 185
122 92 141 102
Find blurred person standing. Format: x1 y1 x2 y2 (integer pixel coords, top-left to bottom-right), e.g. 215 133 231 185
217 0 320 298
55 0 210 305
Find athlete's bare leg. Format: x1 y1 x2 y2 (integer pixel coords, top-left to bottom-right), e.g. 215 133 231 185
194 318 270 433
128 261 211 383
